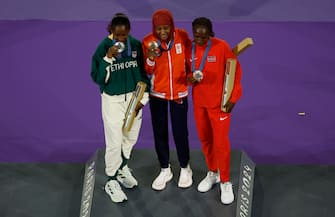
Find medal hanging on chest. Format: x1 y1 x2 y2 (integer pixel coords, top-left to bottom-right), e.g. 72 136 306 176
191 39 212 82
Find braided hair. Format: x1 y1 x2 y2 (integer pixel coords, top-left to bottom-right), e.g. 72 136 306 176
107 13 131 34
192 17 215 37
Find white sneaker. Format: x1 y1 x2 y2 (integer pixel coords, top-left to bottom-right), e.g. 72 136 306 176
105 179 127 203
220 182 234 204
152 166 173 191
178 165 193 188
197 171 220 192
117 165 138 188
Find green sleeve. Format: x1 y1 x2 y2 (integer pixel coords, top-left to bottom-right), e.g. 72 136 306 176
90 40 110 87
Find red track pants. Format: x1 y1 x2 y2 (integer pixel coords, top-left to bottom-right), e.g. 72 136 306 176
193 105 231 182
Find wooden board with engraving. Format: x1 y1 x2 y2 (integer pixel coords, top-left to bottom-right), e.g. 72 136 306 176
221 37 254 112
122 81 147 133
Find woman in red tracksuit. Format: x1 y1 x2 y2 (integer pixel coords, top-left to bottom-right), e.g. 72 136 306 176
142 9 193 191
187 17 242 205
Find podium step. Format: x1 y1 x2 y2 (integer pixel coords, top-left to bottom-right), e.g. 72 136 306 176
79 148 255 217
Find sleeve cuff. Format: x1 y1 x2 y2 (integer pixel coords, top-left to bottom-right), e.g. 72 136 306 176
146 58 155 67
103 55 116 64
140 92 149 106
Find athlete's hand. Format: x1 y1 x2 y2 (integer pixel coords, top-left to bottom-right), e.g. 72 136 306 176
135 103 144 117
107 45 119 58
223 101 235 113
187 76 198 84
147 48 156 61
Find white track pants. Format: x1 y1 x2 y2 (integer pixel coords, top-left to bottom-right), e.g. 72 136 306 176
101 92 142 177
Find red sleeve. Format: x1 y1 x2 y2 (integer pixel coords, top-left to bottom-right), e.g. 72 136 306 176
230 60 242 103
223 42 242 103
181 29 192 52
179 29 193 83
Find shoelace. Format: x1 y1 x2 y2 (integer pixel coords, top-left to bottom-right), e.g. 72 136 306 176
158 169 171 178
207 172 218 180
108 181 121 192
181 168 191 177
120 168 134 179
222 183 233 192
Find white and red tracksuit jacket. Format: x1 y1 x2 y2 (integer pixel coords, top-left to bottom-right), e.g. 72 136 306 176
142 29 192 100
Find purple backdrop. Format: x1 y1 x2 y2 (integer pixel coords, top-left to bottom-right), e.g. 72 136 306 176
0 20 334 164
1 0 335 21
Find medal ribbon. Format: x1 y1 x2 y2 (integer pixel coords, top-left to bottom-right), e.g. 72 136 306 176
157 35 175 52
191 39 212 72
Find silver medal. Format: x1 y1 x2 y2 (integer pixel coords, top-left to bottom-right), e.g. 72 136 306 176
114 41 125 53
193 70 203 82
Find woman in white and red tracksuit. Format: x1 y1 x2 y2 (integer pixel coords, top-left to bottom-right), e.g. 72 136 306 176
142 9 193 191
187 17 242 205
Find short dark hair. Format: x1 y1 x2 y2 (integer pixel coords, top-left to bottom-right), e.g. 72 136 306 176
192 17 215 37
107 13 131 34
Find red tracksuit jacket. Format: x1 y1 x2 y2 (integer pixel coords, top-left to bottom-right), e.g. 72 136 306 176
187 37 242 108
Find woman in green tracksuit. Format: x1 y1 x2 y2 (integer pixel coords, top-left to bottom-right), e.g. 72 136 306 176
91 13 149 203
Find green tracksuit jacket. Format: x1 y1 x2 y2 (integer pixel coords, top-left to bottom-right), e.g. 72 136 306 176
91 35 149 95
